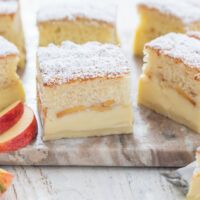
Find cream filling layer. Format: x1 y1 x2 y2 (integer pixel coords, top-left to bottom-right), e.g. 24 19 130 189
43 105 133 139
138 75 200 133
187 168 200 200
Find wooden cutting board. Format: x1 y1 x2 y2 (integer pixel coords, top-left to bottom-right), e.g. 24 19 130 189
1 0 200 167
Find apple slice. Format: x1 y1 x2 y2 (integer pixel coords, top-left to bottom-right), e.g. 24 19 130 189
0 168 13 196
0 106 37 153
0 101 24 135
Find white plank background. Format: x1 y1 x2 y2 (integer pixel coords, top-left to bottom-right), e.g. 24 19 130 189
1 167 184 200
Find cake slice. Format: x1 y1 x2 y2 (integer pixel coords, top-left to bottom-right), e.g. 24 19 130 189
0 0 25 68
37 2 118 46
187 148 200 200
134 0 200 56
37 41 133 140
0 36 25 111
138 33 200 133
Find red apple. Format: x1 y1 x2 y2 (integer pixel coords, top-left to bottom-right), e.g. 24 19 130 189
0 101 24 135
0 168 13 196
0 105 37 153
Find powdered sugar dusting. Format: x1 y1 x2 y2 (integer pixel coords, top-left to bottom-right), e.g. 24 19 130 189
145 33 200 69
0 0 17 15
139 0 200 24
37 41 130 86
37 2 116 25
0 36 18 56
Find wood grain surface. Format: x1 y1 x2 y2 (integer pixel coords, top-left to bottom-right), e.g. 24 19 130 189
2 167 185 200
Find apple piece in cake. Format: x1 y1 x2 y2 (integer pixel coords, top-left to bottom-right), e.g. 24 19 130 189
37 2 119 46
134 0 200 56
138 33 200 133
37 41 133 140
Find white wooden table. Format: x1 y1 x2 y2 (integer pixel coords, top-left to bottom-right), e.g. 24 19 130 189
1 167 184 200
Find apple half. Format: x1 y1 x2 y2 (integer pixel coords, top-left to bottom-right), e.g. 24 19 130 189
0 168 13 196
0 101 24 135
0 106 37 153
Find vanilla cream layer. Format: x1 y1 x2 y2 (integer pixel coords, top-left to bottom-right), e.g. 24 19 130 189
138 75 200 133
43 105 133 140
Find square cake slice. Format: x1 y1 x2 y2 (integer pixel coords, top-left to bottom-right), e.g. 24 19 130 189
0 0 25 68
37 41 133 140
187 148 200 200
0 36 24 111
37 2 118 46
134 0 200 56
138 33 200 133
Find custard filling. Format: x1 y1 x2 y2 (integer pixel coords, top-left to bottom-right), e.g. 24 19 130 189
56 100 115 118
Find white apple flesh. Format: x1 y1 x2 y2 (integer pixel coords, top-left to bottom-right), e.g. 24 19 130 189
0 105 37 152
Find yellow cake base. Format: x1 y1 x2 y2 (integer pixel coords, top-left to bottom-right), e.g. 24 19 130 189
133 6 185 56
38 18 119 46
0 80 25 111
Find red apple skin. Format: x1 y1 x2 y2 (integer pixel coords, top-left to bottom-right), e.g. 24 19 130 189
0 102 24 135
0 115 37 153
0 169 13 196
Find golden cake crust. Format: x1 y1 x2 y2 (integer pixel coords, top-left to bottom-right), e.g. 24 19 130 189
145 33 200 72
38 16 114 27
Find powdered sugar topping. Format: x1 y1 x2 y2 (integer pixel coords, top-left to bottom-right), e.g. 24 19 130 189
0 0 18 15
139 0 200 25
37 41 130 86
0 36 18 56
145 33 200 69
37 2 117 25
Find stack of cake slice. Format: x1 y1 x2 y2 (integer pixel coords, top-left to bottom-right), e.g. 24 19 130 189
0 0 25 68
134 0 200 56
37 41 133 140
0 36 24 111
138 33 200 133
187 148 200 200
37 2 119 46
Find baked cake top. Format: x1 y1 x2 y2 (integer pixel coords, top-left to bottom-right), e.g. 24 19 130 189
37 2 116 25
139 0 200 24
0 36 18 57
37 41 130 86
145 33 200 69
0 0 18 15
